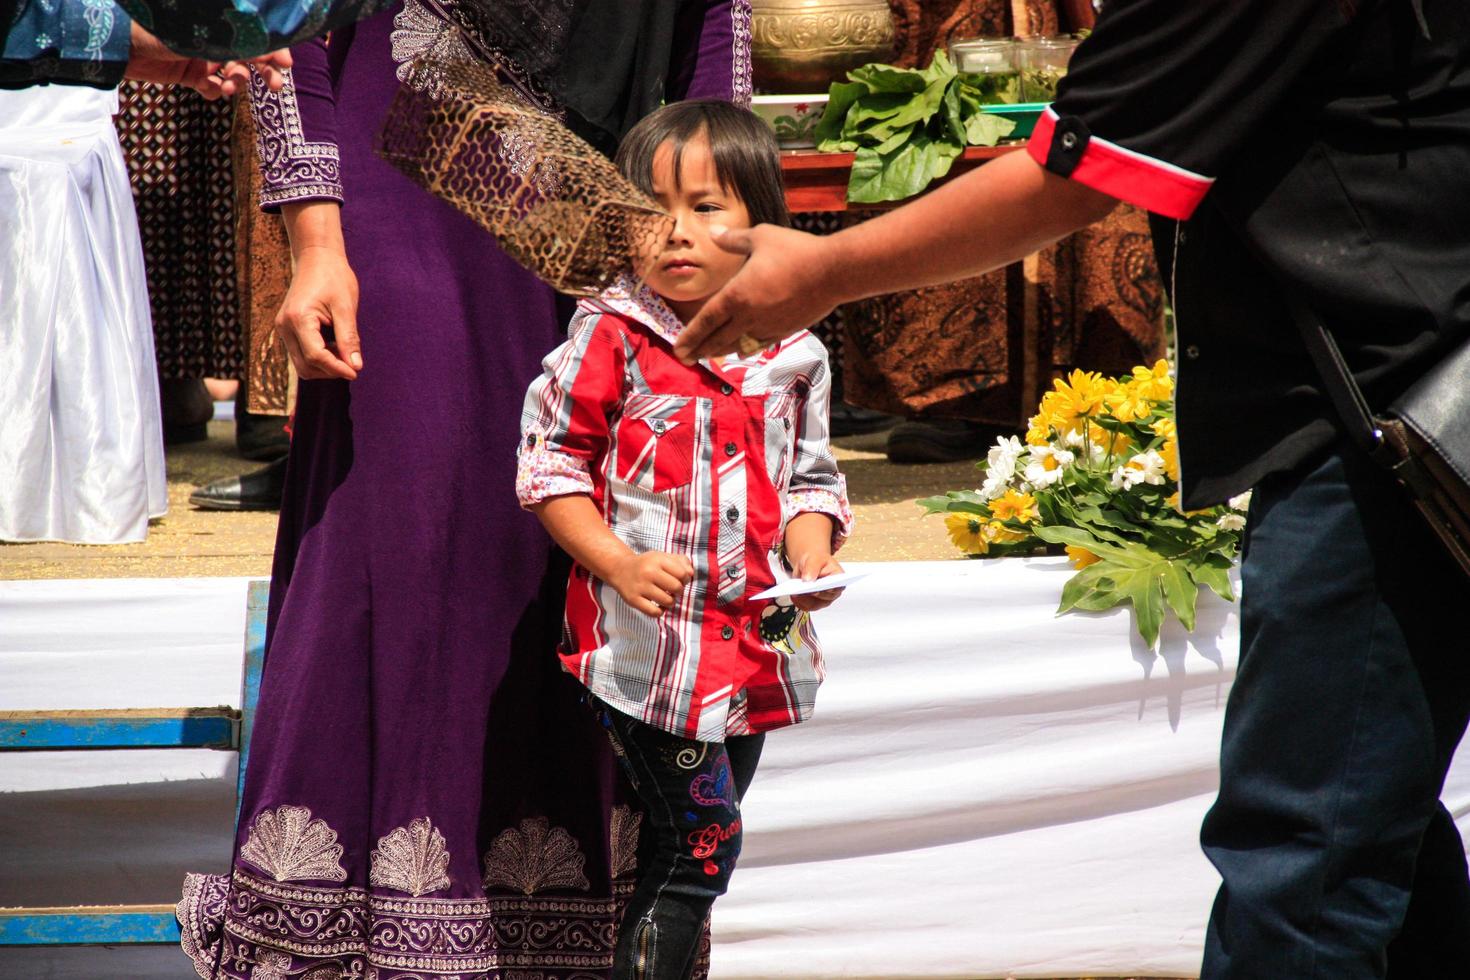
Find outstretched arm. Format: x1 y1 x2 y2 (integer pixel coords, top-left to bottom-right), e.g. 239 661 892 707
673 150 1117 363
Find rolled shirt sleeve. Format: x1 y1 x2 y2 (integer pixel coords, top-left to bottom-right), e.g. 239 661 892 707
517 312 628 509
1029 0 1353 220
2 0 130 90
784 346 854 551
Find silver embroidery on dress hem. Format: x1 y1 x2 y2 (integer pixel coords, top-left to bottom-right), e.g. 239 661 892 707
482 816 591 894
609 805 642 880
369 816 452 897
239 805 349 883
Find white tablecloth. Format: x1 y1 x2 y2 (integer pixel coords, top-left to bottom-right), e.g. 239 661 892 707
3 562 1468 978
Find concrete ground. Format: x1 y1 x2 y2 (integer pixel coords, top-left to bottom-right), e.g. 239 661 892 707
0 421 980 581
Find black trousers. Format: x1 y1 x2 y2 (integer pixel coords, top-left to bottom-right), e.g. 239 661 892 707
1201 441 1470 978
595 700 764 980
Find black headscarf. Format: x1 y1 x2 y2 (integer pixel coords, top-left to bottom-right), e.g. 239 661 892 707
452 0 688 156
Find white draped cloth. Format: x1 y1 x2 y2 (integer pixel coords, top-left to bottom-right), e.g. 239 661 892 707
0 86 166 544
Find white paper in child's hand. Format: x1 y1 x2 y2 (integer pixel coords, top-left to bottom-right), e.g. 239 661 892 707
751 571 869 601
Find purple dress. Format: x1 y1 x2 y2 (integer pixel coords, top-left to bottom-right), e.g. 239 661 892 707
177 4 751 977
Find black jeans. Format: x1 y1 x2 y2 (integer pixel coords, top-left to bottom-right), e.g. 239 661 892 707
1200 441 1470 978
594 700 764 980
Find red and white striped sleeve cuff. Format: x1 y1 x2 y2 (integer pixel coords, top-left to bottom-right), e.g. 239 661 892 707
1027 108 1214 221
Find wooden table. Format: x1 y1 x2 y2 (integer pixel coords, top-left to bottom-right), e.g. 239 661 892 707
779 143 1024 213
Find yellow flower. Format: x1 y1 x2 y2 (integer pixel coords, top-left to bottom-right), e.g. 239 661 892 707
945 513 989 555
990 489 1039 525
1048 369 1111 429
1130 359 1174 401
987 520 1029 544
1065 545 1102 569
1025 415 1052 446
1150 416 1177 441
1082 422 1133 456
1159 438 1181 482
1105 380 1153 423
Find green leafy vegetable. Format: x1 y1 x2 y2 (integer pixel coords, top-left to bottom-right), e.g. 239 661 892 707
817 50 1019 204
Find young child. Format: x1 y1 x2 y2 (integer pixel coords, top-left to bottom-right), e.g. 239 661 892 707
516 100 853 979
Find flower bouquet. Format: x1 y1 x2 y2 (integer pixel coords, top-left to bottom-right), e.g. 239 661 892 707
918 361 1249 647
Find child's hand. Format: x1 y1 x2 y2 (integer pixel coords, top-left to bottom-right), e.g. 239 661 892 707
789 553 846 611
611 551 695 617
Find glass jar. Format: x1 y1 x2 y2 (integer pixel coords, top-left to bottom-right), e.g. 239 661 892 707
1014 36 1079 103
946 38 1021 104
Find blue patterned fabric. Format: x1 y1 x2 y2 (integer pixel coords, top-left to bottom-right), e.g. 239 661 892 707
1 0 394 89
2 0 130 88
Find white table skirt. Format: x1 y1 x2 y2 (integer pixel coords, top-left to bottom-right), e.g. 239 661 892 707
3 562 1468 978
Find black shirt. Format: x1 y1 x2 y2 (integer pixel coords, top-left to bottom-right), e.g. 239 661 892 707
1030 0 1470 508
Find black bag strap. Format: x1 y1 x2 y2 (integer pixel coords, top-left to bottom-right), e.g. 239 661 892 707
1277 290 1385 459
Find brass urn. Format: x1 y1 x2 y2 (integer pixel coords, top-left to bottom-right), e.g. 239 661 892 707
751 0 897 94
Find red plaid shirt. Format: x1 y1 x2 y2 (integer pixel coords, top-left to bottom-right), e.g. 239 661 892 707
517 277 852 741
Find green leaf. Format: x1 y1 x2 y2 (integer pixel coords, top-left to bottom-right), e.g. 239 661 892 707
918 49 958 85
916 495 953 514
1126 569 1166 649
1032 525 1152 568
1159 561 1199 632
848 62 928 94
815 81 867 146
847 133 963 203
1059 563 1125 614
861 76 952 144
941 78 968 144
1191 558 1237 602
842 92 914 137
963 111 1016 146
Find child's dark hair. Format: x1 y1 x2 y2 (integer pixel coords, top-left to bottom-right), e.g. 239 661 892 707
615 99 791 229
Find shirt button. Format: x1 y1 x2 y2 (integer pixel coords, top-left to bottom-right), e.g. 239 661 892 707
1184 344 1201 360
651 420 666 434
721 383 734 396
725 506 740 522
724 441 738 457
1061 132 1078 150
721 625 735 640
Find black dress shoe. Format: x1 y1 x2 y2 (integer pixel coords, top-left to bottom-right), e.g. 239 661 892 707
829 399 900 437
189 457 288 511
885 418 1018 464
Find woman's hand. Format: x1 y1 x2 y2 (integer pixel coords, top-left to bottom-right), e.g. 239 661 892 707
126 21 290 98
275 245 362 380
672 223 841 364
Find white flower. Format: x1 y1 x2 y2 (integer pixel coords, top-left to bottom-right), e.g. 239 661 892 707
1111 450 1168 490
1022 446 1074 489
980 471 1012 500
1228 491 1252 512
980 436 1025 499
986 436 1024 476
1024 460 1065 489
1218 512 1247 532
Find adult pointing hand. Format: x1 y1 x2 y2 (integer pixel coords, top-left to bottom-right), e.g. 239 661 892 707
672 150 1115 365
